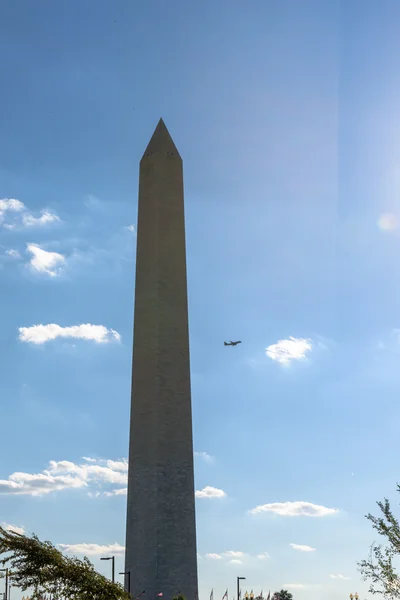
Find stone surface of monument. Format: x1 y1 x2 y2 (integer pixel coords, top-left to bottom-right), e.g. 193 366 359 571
125 119 198 600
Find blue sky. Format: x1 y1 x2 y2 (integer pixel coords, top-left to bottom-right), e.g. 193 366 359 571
1 1 400 599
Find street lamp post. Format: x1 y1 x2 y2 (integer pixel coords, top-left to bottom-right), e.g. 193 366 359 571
0 569 8 600
119 571 131 595
237 576 246 600
100 556 115 584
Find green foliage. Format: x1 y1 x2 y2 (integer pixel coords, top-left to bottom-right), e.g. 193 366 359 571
172 595 186 600
358 483 400 598
272 591 293 600
0 526 130 600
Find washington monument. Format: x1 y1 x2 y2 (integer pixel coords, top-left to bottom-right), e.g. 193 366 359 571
125 119 198 600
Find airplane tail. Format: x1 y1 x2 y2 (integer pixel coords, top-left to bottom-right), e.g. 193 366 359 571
224 342 228 346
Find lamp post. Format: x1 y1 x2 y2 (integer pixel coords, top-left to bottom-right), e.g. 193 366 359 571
237 576 246 600
0 569 8 600
100 556 115 584
119 571 131 595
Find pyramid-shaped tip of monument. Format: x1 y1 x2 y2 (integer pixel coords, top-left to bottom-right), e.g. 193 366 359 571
141 118 181 160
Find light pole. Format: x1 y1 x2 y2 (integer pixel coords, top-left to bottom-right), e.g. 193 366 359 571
237 576 246 600
0 569 8 600
119 571 131 596
100 556 115 583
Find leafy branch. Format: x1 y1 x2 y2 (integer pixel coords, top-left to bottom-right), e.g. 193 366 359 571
0 526 130 600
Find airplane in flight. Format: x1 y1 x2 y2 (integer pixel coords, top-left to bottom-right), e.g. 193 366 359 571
224 340 242 346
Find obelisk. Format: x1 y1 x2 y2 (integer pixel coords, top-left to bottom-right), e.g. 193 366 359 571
125 119 198 600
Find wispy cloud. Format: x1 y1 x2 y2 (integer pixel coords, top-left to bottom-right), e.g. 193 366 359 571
223 551 245 558
194 451 215 464
283 584 321 590
377 213 398 231
250 501 339 517
27 243 65 277
18 323 121 345
195 486 226 499
5 249 21 259
84 195 104 211
266 337 312 365
206 553 223 560
0 471 87 496
104 488 127 497
229 559 242 564
58 543 124 556
290 543 316 552
1 522 25 535
283 585 306 590
22 210 60 227
0 458 127 496
257 552 269 560
0 457 222 499
0 198 60 229
0 198 25 223
125 224 136 233
330 574 350 580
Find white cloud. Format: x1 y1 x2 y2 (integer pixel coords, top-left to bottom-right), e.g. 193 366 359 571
18 323 121 345
47 460 127 485
283 585 306 590
104 488 127 497
230 559 242 564
22 210 60 227
1 522 25 535
58 543 124 556
0 471 87 496
5 249 21 259
0 198 25 222
194 451 214 464
378 213 398 231
266 336 312 365
26 243 65 276
195 486 226 499
0 458 127 497
223 551 245 558
250 501 339 517
206 553 223 560
0 198 60 229
290 543 316 552
125 225 135 233
257 552 270 560
330 574 350 580
0 456 221 500
105 460 129 472
283 584 322 590
84 195 104 211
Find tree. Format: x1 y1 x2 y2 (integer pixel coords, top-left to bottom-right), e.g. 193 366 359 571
358 484 400 599
272 590 293 600
0 526 130 600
